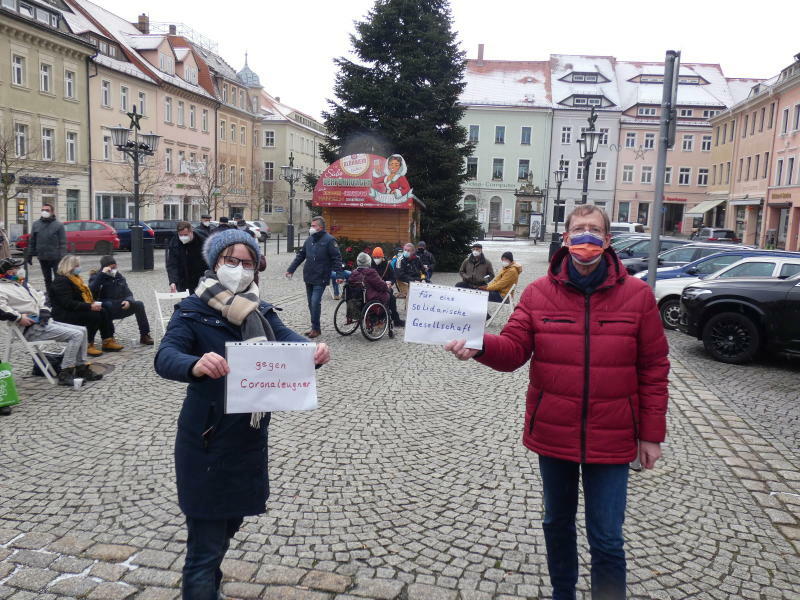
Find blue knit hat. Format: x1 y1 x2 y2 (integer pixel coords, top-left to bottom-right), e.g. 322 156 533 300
203 228 261 269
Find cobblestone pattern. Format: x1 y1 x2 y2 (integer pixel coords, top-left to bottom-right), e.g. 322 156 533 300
1 242 798 599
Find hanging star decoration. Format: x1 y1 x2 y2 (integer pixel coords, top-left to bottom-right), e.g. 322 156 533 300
127 106 142 131
633 145 651 160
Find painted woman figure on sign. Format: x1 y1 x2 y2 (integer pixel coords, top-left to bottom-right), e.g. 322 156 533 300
371 154 412 200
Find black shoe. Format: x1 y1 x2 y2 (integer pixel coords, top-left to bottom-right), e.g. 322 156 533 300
486 313 491 321
393 319 405 328
76 364 103 382
57 367 77 387
0 406 11 416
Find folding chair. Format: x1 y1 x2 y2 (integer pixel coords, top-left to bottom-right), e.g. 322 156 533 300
486 283 517 327
154 290 189 338
3 322 58 384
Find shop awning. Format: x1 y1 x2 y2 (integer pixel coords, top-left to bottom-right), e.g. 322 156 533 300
685 198 726 217
730 197 763 206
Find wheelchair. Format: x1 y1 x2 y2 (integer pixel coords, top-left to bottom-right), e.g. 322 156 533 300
333 281 394 341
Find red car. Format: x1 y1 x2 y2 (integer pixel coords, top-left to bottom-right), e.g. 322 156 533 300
16 220 121 255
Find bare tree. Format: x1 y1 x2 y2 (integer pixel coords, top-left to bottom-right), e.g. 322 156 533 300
186 155 228 219
0 131 41 230
99 153 175 209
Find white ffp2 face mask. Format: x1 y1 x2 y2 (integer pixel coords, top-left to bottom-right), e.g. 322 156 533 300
217 264 254 294
178 235 191 244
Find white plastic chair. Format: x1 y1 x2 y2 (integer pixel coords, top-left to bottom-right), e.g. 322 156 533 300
155 291 189 338
486 283 517 327
3 322 58 384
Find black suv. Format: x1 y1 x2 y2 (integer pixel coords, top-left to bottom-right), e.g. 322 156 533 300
144 220 181 248
678 272 800 363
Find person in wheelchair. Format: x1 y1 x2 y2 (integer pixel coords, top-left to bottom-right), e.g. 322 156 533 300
347 253 404 327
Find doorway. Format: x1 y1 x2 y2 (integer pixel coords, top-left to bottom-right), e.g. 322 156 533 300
489 196 501 233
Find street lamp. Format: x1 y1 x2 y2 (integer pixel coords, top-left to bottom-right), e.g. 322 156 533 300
578 106 602 205
549 155 567 260
110 106 160 271
280 152 303 252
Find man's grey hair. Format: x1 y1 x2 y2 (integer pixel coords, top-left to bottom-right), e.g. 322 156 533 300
311 216 325 229
565 205 611 234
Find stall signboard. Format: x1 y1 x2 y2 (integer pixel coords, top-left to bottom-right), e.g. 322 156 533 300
313 153 417 209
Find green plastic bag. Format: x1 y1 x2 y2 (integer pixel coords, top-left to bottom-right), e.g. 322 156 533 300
0 362 19 408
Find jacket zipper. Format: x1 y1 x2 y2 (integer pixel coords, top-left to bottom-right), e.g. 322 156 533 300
528 390 544 434
581 294 591 464
543 318 575 323
628 396 639 440
598 319 634 325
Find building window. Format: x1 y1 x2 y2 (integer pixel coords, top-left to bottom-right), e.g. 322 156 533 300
561 126 572 144
754 155 761 180
715 126 720 146
230 166 235 187
743 114 749 137
222 84 228 103
138 91 146 115
101 80 111 106
14 124 27 157
622 165 634 183
644 133 655 149
41 128 53 161
738 158 744 181
240 168 245 186
722 123 727 143
185 67 197 85
759 107 765 132
40 63 51 92
520 126 531 145
178 151 185 173
202 109 208 132
598 128 609 145
640 166 653 184
561 160 570 180
625 132 636 148
518 159 530 180
165 148 172 172
726 161 731 184
466 157 477 179
698 168 708 186
66 132 77 163
492 158 504 180
776 159 783 186
468 125 479 143
189 105 196 129
712 165 717 185
729 120 735 141
745 157 751 181
240 126 246 145
768 103 775 129
159 53 174 74
703 109 719 119
594 161 607 182
678 167 691 185
679 108 693 117
763 153 769 179
263 162 274 181
239 90 245 108
664 166 672 185
495 126 505 144
794 105 800 130
64 70 75 98
219 165 225 184
751 111 756 135
264 131 275 147
102 134 111 160
263 195 272 213
637 203 650 225
219 120 226 140
682 134 694 151
177 101 185 126
66 189 79 220
637 107 657 116
782 108 789 133
617 201 630 222
230 124 236 141
12 55 25 86
788 157 796 186
120 85 128 111
164 97 172 123
701 135 712 152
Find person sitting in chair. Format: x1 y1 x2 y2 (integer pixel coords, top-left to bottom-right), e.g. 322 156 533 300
479 251 522 302
89 256 153 345
0 257 101 387
347 252 404 327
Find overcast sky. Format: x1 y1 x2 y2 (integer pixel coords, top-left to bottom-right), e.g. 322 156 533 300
98 0 797 120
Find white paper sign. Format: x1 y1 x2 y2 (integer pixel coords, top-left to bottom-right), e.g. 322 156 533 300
403 282 487 350
224 341 317 413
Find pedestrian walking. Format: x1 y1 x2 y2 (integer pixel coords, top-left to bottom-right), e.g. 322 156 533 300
154 229 330 600
284 216 343 338
89 256 153 345
456 243 494 289
445 205 669 600
197 215 216 236
25 202 66 291
166 222 209 293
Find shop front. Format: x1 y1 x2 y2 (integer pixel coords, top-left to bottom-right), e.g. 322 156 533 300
729 197 763 246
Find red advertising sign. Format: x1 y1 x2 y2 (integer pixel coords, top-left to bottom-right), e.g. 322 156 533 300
313 153 417 209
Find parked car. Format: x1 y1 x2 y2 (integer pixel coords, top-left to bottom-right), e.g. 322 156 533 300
634 249 800 282
655 255 800 329
101 220 155 251
611 235 649 252
678 271 800 364
610 222 646 233
615 236 689 260
624 242 749 275
250 220 271 241
144 220 182 248
690 227 740 243
15 220 120 255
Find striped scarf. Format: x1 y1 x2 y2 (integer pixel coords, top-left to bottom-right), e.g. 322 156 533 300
195 271 275 427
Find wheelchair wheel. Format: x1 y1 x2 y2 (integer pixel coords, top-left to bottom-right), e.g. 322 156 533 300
361 301 389 341
334 298 360 336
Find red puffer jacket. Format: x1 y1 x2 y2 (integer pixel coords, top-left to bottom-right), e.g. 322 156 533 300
476 247 669 464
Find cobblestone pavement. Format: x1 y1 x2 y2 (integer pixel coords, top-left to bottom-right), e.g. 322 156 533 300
1 241 798 599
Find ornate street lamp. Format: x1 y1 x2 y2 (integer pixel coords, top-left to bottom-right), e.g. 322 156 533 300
280 152 303 252
111 107 160 271
578 106 602 205
548 155 567 260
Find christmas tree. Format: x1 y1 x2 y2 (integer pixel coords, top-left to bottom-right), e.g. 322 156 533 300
321 0 479 270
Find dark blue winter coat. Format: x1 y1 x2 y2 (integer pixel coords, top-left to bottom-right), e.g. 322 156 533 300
287 230 343 286
88 271 135 318
154 294 306 519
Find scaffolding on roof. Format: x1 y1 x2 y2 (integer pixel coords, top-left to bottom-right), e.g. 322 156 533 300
149 22 218 53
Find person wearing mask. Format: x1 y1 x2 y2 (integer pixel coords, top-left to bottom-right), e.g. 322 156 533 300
416 241 436 282
284 216 343 339
89 256 153 345
0 257 101 388
456 243 494 289
50 255 124 355
371 247 403 326
445 205 669 600
479 251 522 302
26 203 66 291
155 229 330 600
197 215 216 236
348 252 404 328
214 216 235 232
167 222 209 293
394 243 425 298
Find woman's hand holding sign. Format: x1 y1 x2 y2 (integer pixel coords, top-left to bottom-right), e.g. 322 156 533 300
313 343 331 366
193 344 330 380
444 338 479 361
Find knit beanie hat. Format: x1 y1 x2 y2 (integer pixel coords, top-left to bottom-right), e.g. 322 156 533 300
100 255 117 269
371 246 384 258
356 252 371 268
203 228 261 270
501 251 514 262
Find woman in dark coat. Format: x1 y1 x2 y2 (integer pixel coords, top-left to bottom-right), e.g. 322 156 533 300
347 252 390 305
154 229 330 600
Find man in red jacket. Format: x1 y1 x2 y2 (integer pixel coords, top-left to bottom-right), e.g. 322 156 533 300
446 205 669 600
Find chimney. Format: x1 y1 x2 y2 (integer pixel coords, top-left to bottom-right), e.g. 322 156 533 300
477 44 485 65
275 96 280 103
168 24 176 35
135 14 149 34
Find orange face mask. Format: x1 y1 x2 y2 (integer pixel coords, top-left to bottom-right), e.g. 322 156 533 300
567 232 605 265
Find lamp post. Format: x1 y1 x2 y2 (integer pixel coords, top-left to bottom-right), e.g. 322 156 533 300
109 106 160 272
280 152 303 252
578 106 602 205
548 156 566 260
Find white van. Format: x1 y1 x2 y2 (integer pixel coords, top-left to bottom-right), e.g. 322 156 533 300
610 222 645 233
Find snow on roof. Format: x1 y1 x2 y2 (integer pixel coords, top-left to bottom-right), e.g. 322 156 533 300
549 54 620 109
174 47 190 62
727 77 770 105
257 91 325 132
60 8 102 36
615 62 734 109
93 53 156 84
193 45 239 81
461 60 551 108
125 34 165 50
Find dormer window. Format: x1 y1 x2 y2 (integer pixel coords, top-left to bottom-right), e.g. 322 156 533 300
574 96 602 106
638 107 657 116
185 66 198 85
564 71 607 84
159 53 175 75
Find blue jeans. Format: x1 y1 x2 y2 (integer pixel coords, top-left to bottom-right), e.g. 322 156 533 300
330 270 351 297
538 455 629 600
305 283 325 331
487 290 504 303
183 516 243 600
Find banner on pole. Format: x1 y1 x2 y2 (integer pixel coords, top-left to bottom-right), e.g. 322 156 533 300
403 282 487 350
